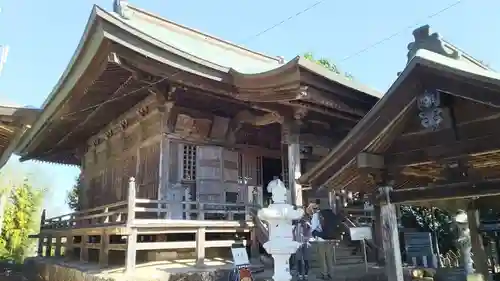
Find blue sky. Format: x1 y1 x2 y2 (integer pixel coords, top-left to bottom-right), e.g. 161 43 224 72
0 0 497 217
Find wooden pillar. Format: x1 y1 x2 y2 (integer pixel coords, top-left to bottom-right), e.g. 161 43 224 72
126 177 137 273
329 190 336 212
45 235 52 257
80 234 89 261
282 118 303 207
157 102 173 219
372 203 384 264
250 229 259 259
99 230 110 267
54 236 62 257
467 203 489 280
379 186 404 281
195 227 206 267
126 229 137 273
37 209 46 257
65 236 73 260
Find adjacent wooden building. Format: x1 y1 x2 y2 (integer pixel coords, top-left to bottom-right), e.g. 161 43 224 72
0 105 38 168
18 1 379 270
300 25 500 280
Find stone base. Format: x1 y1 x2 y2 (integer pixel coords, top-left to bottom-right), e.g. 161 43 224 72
23 257 242 281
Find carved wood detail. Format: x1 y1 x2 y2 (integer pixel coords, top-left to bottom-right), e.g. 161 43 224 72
174 113 212 139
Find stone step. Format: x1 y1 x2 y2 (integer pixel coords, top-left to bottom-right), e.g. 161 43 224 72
254 263 386 281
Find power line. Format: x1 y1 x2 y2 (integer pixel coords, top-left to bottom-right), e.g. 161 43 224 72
242 0 327 44
63 0 463 119
62 0 328 119
340 0 464 62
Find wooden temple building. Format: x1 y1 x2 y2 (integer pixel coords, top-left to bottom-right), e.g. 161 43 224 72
17 1 380 271
0 105 38 169
300 25 500 280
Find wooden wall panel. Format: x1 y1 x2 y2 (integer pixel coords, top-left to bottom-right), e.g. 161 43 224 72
137 141 161 199
196 146 223 202
222 149 239 183
113 165 124 201
121 153 137 200
94 172 103 208
102 167 113 205
169 141 180 183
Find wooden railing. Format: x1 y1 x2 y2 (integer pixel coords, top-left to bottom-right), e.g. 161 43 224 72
37 177 257 273
42 178 254 230
342 207 374 226
42 201 128 229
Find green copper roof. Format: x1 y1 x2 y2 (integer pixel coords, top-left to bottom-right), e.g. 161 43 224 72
110 5 282 74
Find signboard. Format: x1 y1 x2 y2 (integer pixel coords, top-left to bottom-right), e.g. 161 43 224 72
404 232 434 257
349 226 372 241
231 246 250 266
230 245 253 281
435 268 466 281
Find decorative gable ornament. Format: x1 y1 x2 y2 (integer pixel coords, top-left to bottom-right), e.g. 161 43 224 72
417 89 444 131
113 0 132 20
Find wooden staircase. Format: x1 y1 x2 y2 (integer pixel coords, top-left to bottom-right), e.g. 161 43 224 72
249 203 378 268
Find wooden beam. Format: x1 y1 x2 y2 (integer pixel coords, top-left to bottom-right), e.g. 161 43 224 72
226 110 282 145
357 152 385 169
422 68 500 108
387 179 500 204
298 133 339 148
388 113 500 154
386 133 500 167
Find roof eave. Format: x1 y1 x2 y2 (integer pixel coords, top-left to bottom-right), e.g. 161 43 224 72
298 53 425 187
297 57 383 99
300 49 500 187
0 106 40 169
98 10 231 82
16 6 107 157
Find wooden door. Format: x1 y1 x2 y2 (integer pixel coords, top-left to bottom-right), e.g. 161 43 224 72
222 149 240 203
137 141 161 200
196 145 223 205
241 150 263 205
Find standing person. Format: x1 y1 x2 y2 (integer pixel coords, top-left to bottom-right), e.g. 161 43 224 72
311 201 339 280
294 215 312 280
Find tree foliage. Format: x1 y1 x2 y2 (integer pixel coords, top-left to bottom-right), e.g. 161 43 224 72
0 178 43 262
66 174 83 212
400 205 456 253
303 52 354 79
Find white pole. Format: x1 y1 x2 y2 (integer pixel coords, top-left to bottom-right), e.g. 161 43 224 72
0 192 8 235
362 239 368 273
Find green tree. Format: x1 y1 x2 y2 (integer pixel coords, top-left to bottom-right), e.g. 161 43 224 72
303 52 354 79
66 174 83 211
400 205 456 253
0 178 43 262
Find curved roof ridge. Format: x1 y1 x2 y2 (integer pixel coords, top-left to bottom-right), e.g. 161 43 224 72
126 4 282 65
297 56 383 98
441 38 494 71
103 8 231 73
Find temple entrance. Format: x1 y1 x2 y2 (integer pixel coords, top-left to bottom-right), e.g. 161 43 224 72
262 157 282 206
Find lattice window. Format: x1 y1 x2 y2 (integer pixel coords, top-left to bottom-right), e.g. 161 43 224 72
182 144 197 181
256 156 262 186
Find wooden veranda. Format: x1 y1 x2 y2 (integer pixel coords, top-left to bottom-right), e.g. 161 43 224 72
36 177 255 273
300 25 500 281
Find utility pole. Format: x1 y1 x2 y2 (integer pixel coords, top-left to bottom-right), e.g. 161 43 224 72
0 45 9 77
0 6 11 235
